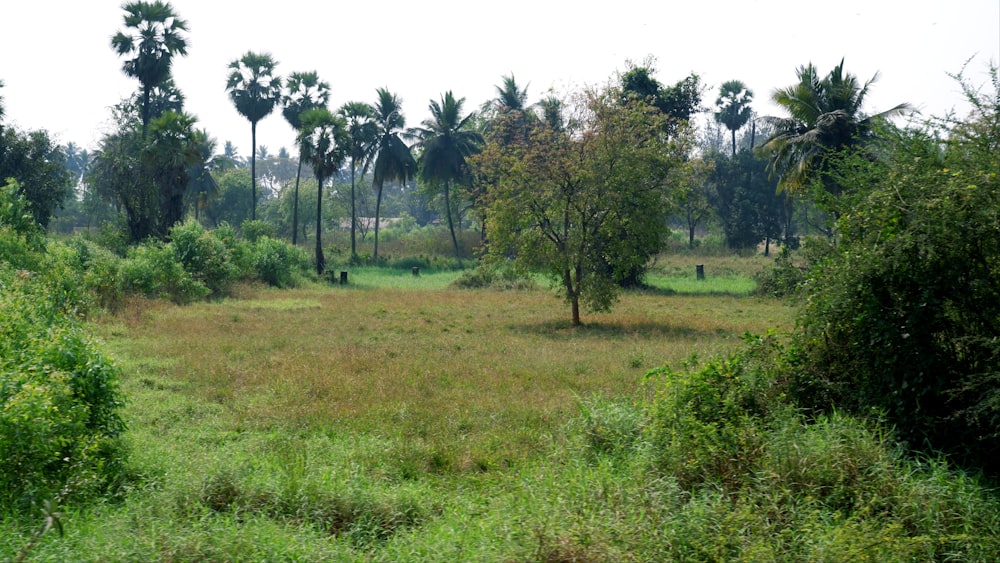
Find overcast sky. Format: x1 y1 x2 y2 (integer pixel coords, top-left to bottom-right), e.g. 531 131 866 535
3 1 999 155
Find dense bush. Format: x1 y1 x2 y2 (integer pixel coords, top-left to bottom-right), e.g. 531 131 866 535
0 268 125 508
790 95 1000 473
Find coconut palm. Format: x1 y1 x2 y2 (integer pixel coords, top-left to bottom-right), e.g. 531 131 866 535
226 51 282 220
338 101 378 259
111 1 189 138
759 59 912 193
714 80 754 156
282 71 329 245
409 92 483 257
367 88 415 260
297 108 348 275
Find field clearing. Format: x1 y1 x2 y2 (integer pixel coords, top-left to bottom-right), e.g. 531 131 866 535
100 280 793 470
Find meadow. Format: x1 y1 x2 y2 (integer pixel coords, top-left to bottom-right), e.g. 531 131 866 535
4 257 998 561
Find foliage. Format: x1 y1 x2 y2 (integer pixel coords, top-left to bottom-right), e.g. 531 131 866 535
714 79 754 156
0 267 125 508
297 108 348 274
758 58 912 196
790 69 1000 474
708 149 786 250
409 91 483 257
0 126 74 228
368 88 416 260
110 0 189 136
483 87 686 324
226 51 282 220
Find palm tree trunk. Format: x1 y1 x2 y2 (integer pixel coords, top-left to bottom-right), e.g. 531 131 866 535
731 129 737 157
315 174 325 275
444 181 459 257
250 121 258 221
374 181 383 261
350 159 357 258
292 150 303 245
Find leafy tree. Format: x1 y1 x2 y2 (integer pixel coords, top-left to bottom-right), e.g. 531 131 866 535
226 51 282 221
708 149 784 251
184 129 217 222
486 88 684 325
338 101 377 259
620 60 702 137
110 0 189 138
297 108 348 274
0 126 73 228
203 167 252 227
758 59 912 197
409 92 483 257
367 88 415 260
714 80 754 156
282 71 329 245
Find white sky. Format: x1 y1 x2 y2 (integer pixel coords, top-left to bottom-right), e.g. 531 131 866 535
3 1 999 155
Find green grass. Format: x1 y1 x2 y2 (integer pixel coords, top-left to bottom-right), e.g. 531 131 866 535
4 261 998 561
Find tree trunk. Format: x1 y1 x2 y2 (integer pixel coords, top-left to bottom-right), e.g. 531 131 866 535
444 181 459 257
373 181 383 260
250 121 258 221
292 150 303 245
350 159 357 258
315 173 325 275
731 128 737 157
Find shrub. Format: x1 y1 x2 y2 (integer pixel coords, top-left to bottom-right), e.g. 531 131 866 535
170 220 236 296
644 333 792 490
240 219 275 242
792 112 1000 474
0 271 126 507
119 242 209 303
248 236 311 288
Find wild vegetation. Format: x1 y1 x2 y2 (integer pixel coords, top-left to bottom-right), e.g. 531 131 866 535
2 1 1000 559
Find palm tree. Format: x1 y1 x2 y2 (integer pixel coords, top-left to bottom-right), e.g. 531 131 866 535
226 51 282 221
338 101 377 259
297 108 348 275
185 129 217 221
409 92 483 257
282 71 330 245
111 1 189 138
367 88 415 260
759 59 912 194
714 80 754 156
143 110 201 236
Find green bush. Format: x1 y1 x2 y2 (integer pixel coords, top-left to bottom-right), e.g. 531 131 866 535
240 219 275 243
248 236 311 288
644 333 791 490
792 111 1000 474
169 220 236 296
119 242 209 303
0 271 126 507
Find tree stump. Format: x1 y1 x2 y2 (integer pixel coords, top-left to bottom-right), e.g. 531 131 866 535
340 271 348 285
412 266 420 277
696 264 705 280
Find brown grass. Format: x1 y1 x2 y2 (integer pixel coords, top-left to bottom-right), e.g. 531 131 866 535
99 284 794 469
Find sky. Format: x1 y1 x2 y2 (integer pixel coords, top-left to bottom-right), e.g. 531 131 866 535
2 1 999 156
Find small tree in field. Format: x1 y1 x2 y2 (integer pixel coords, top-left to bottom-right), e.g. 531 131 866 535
484 87 685 325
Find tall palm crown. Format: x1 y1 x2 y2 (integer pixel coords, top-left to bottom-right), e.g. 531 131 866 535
111 1 188 137
282 71 329 245
282 71 330 131
759 59 912 192
296 108 348 275
338 101 378 258
367 88 416 259
714 80 754 156
226 51 282 220
410 92 484 257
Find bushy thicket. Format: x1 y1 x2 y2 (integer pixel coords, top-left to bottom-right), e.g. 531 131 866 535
1 184 125 507
781 82 1000 474
572 338 1000 560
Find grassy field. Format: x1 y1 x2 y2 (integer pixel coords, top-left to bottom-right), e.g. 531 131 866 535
4 260 997 560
